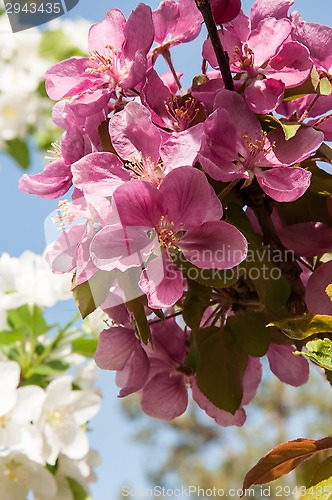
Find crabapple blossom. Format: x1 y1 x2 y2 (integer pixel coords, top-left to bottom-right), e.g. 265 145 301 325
16 0 332 434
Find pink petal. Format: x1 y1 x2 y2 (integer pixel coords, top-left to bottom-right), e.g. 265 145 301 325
151 319 187 362
113 180 163 227
116 345 150 397
152 0 180 44
267 344 309 387
248 18 291 67
178 220 248 269
45 57 102 100
124 3 154 58
72 152 129 195
141 372 188 420
94 327 138 370
268 42 312 87
213 89 263 136
46 224 87 273
244 78 285 114
279 222 332 257
19 159 72 199
250 0 294 29
161 123 204 171
90 224 154 272
159 167 220 228
268 127 324 165
139 253 184 308
88 10 126 54
242 357 262 405
305 260 332 315
293 20 332 73
191 378 246 426
142 68 172 129
211 0 241 24
109 101 162 164
256 167 311 202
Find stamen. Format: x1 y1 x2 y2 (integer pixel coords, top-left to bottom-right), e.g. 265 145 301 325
233 45 255 70
243 130 275 157
125 153 164 187
165 95 200 132
45 141 62 161
326 284 332 301
51 200 90 230
155 215 177 248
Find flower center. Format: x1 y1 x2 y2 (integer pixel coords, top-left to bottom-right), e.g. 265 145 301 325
165 95 200 132
156 215 177 248
0 415 10 428
233 45 255 71
45 407 71 428
125 153 164 187
52 200 91 230
243 130 275 160
4 460 22 483
86 45 127 83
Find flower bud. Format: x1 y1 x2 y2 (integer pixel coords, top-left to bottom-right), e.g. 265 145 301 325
210 0 241 24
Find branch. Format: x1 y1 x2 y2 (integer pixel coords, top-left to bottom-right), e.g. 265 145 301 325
195 0 234 91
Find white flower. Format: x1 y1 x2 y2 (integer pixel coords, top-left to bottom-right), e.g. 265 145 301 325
37 375 101 465
74 360 100 393
0 450 57 500
82 308 109 336
0 250 72 310
0 361 45 462
41 450 101 500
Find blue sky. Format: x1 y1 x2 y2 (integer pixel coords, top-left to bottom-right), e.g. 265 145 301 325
1 0 331 498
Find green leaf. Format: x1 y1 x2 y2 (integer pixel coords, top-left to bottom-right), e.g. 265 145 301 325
318 143 332 164
227 310 271 357
28 359 70 376
0 330 26 345
227 203 290 311
280 121 302 141
303 477 332 499
40 30 85 60
5 138 30 169
126 298 151 345
299 338 332 370
309 166 332 196
243 438 332 491
67 477 91 500
71 337 98 358
196 327 248 414
172 251 240 288
183 279 211 330
319 78 332 96
7 305 49 338
310 456 332 487
72 270 116 319
257 114 282 133
268 314 332 340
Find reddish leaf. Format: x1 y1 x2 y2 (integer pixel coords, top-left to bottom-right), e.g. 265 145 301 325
243 438 332 491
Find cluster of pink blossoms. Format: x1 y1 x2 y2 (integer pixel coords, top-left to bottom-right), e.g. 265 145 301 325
19 0 332 423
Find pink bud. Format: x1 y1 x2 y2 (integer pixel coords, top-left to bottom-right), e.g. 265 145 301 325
210 0 241 24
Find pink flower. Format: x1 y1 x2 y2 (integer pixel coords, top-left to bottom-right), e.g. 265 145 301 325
199 89 323 202
211 0 241 25
152 0 202 51
142 68 203 132
108 100 204 184
45 5 154 102
91 166 247 308
305 260 332 315
203 11 312 113
267 344 309 387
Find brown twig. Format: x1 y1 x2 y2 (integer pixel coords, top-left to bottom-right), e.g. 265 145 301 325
194 0 234 91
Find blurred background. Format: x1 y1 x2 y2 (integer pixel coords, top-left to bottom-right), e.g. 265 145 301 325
1 0 332 498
